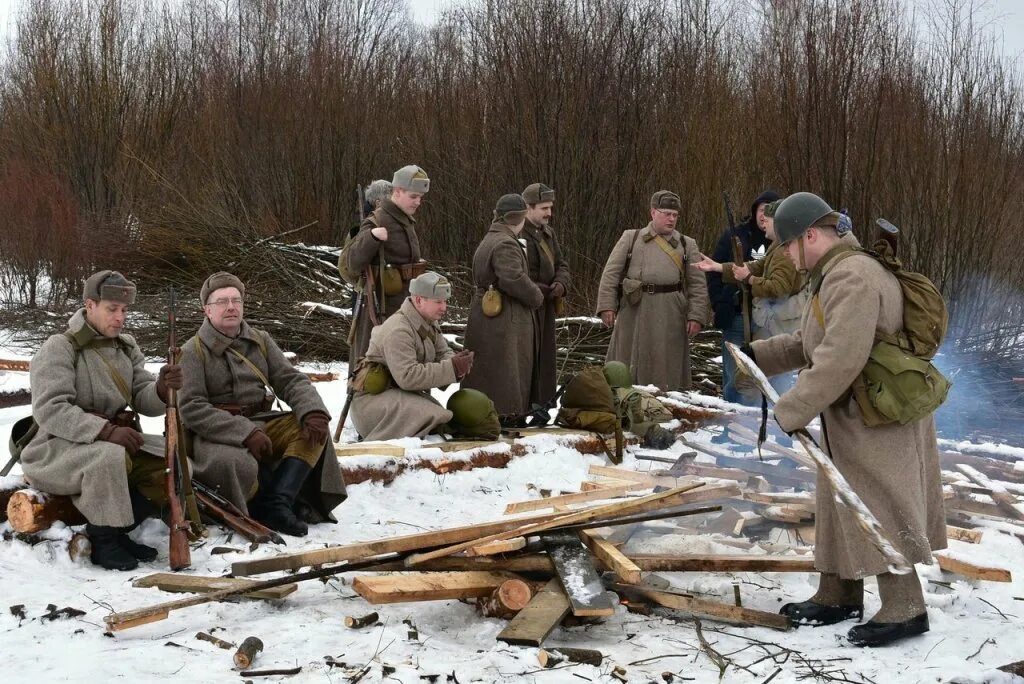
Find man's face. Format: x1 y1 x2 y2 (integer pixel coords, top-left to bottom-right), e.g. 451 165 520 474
204 286 244 335
85 299 128 338
650 207 679 233
413 295 447 322
763 216 776 241
526 201 553 227
756 203 768 229
392 188 424 216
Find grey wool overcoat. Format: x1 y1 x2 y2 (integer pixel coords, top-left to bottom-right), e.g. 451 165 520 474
595 223 710 391
340 198 423 365
21 309 166 526
522 218 571 406
751 244 946 579
179 319 346 518
462 222 545 416
351 298 457 440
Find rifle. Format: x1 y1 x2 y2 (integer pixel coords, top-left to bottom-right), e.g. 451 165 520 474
165 287 191 570
193 480 284 546
875 217 899 258
722 192 751 343
337 184 368 442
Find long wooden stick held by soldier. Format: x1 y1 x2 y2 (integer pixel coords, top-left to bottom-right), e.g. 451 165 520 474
724 342 912 575
165 287 191 571
722 192 751 343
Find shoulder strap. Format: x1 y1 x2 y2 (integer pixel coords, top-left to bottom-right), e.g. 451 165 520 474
809 248 873 328
64 330 132 405
652 235 684 274
619 229 642 287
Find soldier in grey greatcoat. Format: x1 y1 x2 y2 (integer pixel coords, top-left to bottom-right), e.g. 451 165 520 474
462 194 545 422
351 272 474 440
179 272 347 537
747 193 945 647
596 191 710 391
339 165 431 366
521 183 571 417
21 270 183 570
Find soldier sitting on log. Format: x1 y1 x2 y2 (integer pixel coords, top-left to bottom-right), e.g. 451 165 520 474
179 272 347 537
350 271 476 440
19 270 182 571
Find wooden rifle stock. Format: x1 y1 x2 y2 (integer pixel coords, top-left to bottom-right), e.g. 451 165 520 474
723 192 751 343
165 287 191 571
193 481 284 546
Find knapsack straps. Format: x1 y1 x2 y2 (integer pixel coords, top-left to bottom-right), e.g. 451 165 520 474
64 331 133 408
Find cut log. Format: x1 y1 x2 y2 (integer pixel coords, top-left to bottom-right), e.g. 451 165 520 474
132 573 297 600
0 483 29 523
233 636 263 669
352 571 522 604
344 612 379 628
0 358 30 372
6 490 85 533
68 531 92 563
946 525 983 544
196 631 234 649
465 537 527 556
504 483 643 514
935 553 1012 582
496 578 571 646
538 647 604 668
543 531 617 617
579 530 642 585
477 579 534 618
613 583 791 631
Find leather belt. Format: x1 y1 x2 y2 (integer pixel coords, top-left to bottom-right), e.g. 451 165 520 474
641 282 683 294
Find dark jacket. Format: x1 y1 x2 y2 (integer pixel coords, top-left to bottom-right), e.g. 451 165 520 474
707 190 778 329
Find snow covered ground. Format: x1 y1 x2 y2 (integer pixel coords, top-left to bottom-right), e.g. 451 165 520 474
1 358 1023 683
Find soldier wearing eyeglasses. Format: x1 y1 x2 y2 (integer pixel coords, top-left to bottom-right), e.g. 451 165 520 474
595 191 710 391
178 272 347 537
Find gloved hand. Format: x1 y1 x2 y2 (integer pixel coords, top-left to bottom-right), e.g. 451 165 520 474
301 412 331 446
99 423 145 456
156 362 184 401
451 350 475 379
600 310 616 328
548 282 566 300
244 428 273 460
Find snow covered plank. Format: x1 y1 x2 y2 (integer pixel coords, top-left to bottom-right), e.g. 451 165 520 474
935 553 1012 582
132 573 297 600
946 525 983 543
612 582 791 631
496 578 571 647
465 537 527 556
579 530 642 585
627 553 814 573
504 483 644 514
351 571 522 604
543 531 617 616
955 464 1024 522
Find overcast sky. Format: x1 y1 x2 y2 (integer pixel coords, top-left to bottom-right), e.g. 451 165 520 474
0 0 1020 61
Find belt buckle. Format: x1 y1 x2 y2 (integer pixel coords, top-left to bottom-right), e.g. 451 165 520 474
643 283 656 294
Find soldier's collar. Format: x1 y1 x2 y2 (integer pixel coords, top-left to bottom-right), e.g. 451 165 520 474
199 318 257 355
808 243 858 292
400 297 439 335
67 308 129 350
381 198 415 226
642 225 679 248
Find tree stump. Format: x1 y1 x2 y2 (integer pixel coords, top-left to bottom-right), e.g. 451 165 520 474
6 490 85 533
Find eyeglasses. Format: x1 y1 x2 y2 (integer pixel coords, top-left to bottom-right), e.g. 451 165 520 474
207 297 243 308
655 209 679 218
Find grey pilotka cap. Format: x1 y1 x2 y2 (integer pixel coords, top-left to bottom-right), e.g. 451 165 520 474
409 271 452 300
522 182 555 205
392 165 430 193
650 190 682 211
83 270 136 305
200 271 245 304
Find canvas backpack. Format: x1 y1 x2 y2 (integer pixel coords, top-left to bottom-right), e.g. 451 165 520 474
556 365 623 463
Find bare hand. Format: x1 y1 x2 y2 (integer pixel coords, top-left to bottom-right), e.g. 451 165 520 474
695 253 722 273
600 310 616 328
687 321 702 338
733 264 751 282
549 282 566 299
370 226 388 241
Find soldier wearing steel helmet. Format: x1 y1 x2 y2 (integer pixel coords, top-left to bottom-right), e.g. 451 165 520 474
744 192 945 647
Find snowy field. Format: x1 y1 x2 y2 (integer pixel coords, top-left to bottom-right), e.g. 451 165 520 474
1 357 1023 684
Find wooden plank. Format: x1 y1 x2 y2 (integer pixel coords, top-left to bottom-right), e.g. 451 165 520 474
465 537 527 556
579 530 642 585
543 532 617 617
351 571 521 604
956 464 1024 522
132 573 296 600
404 482 709 566
231 509 572 576
946 525 983 544
726 422 813 468
497 579 571 647
947 497 1009 519
936 553 1012 582
745 491 816 505
505 484 643 514
581 480 649 493
614 583 791 631
714 454 816 485
627 554 814 573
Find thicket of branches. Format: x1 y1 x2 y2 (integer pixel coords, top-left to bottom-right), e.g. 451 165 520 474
0 0 1022 356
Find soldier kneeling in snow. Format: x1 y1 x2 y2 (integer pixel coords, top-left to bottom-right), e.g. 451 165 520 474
20 270 181 571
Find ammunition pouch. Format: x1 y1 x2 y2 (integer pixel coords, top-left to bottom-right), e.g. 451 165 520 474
846 340 951 427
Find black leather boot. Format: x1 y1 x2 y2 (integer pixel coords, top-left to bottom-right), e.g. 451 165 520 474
121 489 159 562
249 458 311 537
847 613 929 647
780 601 863 626
87 524 139 571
